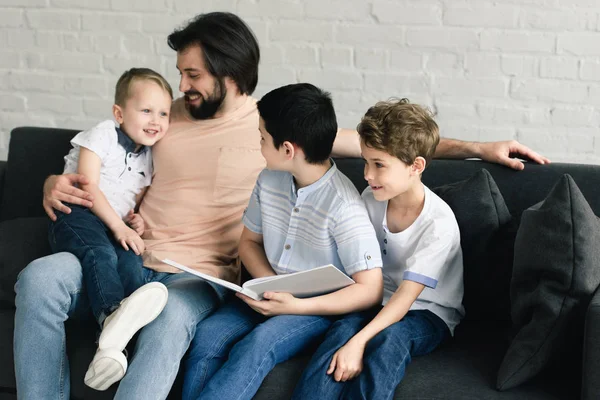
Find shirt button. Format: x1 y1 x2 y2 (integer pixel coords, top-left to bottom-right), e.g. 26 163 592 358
384 239 387 244
284 244 291 250
293 208 299 213
366 255 371 260
128 167 131 171
383 249 387 255
128 154 132 158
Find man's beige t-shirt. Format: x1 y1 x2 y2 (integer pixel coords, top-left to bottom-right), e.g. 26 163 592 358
139 96 265 283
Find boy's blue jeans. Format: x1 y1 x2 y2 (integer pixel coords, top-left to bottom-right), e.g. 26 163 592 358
292 308 450 400
182 297 334 400
48 205 144 325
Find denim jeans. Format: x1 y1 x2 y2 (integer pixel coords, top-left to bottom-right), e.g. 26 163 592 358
14 252 227 400
182 297 334 400
48 205 145 325
292 308 450 400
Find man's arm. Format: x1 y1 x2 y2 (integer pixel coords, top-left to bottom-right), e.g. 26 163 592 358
331 128 550 170
43 174 94 221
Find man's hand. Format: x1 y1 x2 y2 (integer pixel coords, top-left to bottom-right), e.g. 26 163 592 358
477 140 550 171
112 224 145 255
236 292 302 316
327 338 366 382
124 210 145 236
43 174 94 221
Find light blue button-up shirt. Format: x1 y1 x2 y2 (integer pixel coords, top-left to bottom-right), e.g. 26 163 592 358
243 161 382 277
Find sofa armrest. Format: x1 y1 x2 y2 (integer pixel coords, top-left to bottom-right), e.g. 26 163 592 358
582 286 600 400
0 160 6 212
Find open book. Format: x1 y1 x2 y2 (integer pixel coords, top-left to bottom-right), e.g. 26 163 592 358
162 259 355 301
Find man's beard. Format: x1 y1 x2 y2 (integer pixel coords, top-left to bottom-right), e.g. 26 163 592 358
185 78 227 120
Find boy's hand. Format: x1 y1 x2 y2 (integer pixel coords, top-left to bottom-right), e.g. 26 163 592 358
112 224 145 255
327 338 366 382
124 210 145 236
236 292 301 316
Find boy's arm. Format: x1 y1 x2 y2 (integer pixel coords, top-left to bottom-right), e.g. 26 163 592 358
331 128 549 170
239 227 277 279
78 147 144 254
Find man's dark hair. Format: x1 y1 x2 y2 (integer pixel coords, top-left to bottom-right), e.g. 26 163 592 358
167 12 260 95
257 83 338 164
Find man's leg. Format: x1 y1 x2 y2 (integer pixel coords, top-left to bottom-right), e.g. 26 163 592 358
291 310 374 400
14 252 90 400
181 298 263 399
343 310 450 400
114 272 225 400
199 314 333 400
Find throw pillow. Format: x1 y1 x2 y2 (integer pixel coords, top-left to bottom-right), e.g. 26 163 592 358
433 169 512 322
496 174 600 390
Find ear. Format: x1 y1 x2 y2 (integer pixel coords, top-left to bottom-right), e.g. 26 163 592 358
113 104 124 125
411 156 426 176
282 141 296 160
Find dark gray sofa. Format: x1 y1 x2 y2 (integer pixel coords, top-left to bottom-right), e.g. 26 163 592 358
1 126 599 400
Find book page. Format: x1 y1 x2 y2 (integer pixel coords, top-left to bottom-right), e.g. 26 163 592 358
162 259 245 293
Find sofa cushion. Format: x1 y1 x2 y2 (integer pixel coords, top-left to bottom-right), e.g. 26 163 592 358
497 174 600 390
0 217 51 307
432 169 513 322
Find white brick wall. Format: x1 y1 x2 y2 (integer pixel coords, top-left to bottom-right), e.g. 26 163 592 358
1 0 600 163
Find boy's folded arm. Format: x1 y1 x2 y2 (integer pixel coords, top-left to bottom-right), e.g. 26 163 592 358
297 267 383 315
352 280 425 346
239 227 277 279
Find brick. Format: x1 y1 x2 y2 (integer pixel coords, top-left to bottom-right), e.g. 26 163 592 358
35 31 64 50
91 34 123 56
285 46 318 66
580 59 600 81
550 106 595 126
372 1 441 25
336 25 404 47
321 46 352 67
0 94 26 112
481 31 555 53
559 33 600 55
0 50 20 68
0 8 24 27
143 14 189 34
305 0 370 21
257 66 296 86
8 71 64 92
64 76 109 97
464 53 502 77
51 0 110 9
477 102 549 125
43 52 103 73
64 33 93 52
172 0 236 13
7 29 35 49
434 77 507 98
520 9 595 31
330 90 379 114
261 45 284 65
539 57 578 79
272 21 333 42
444 4 518 28
426 53 462 74
0 0 47 6
511 79 588 103
238 0 303 18
501 55 537 77
103 55 164 76
355 48 387 70
123 33 154 54
54 116 102 130
436 101 477 120
389 50 422 71
406 28 478 49
298 69 363 90
82 13 141 32
26 10 80 30
83 98 113 119
477 126 517 143
245 19 268 45
364 72 429 94
436 123 480 142
28 94 83 115
337 112 366 131
110 0 169 12
518 129 595 155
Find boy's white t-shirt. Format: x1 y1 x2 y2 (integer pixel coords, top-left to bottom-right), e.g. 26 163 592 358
63 120 153 219
362 184 465 335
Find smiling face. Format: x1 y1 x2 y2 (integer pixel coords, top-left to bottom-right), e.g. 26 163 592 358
113 79 172 148
176 44 227 120
360 140 418 202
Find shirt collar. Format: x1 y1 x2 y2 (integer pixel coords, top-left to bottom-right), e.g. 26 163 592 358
116 126 148 154
291 159 337 197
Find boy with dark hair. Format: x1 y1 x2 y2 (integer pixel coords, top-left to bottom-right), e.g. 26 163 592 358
49 68 173 391
293 99 465 400
181 83 384 400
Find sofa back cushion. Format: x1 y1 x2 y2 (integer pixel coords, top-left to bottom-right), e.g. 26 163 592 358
1 127 78 222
